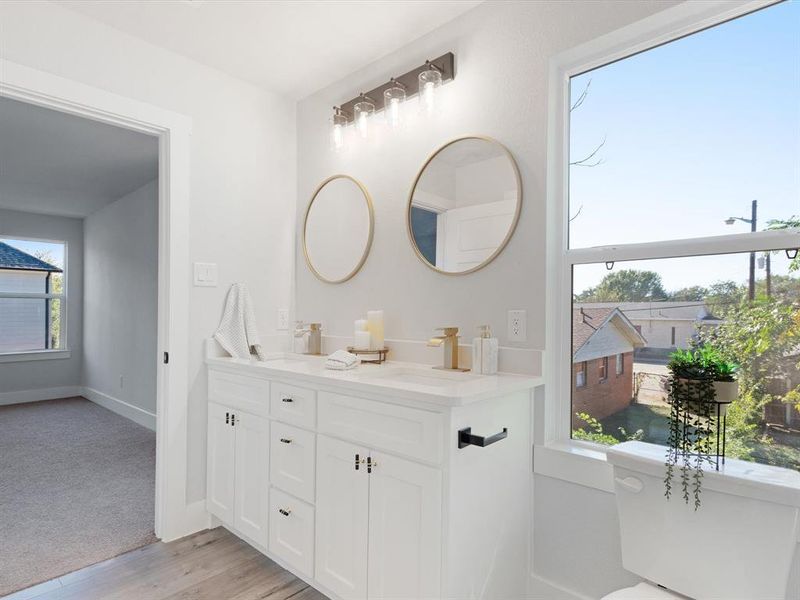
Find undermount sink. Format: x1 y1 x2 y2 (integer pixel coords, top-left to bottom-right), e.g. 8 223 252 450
361 367 483 388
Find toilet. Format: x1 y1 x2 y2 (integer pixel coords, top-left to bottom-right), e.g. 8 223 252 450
603 441 800 600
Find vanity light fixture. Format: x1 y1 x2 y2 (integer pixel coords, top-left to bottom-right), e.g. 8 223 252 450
330 106 349 151
353 93 375 139
384 78 406 129
329 52 454 147
418 60 443 116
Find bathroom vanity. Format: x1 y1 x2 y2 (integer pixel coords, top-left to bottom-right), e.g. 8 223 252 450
205 348 541 600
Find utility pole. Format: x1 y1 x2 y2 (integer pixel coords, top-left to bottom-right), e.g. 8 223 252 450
725 199 758 301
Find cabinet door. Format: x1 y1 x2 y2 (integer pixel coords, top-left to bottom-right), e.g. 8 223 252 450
233 411 269 547
206 402 235 525
367 451 442 600
315 435 369 600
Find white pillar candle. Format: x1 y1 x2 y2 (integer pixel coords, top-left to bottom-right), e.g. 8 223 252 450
354 330 371 350
355 319 368 331
367 310 384 350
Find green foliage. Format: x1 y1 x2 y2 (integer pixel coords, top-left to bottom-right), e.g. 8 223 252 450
667 346 738 382
767 217 800 272
670 285 709 301
572 412 643 445
575 269 668 302
698 298 800 427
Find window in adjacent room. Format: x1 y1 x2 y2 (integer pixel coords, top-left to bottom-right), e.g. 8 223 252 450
0 237 66 353
565 1 800 469
576 361 587 388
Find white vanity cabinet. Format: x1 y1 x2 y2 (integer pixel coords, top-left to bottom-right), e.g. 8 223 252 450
206 356 539 600
206 401 270 547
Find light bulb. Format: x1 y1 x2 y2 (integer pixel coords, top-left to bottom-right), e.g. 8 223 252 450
418 66 442 116
353 98 375 139
330 108 348 151
384 82 406 130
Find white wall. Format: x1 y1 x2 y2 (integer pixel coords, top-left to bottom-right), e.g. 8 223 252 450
83 179 158 420
295 1 681 597
295 0 676 370
0 208 83 395
0 1 296 502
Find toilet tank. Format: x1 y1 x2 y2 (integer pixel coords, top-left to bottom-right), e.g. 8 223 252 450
607 442 800 600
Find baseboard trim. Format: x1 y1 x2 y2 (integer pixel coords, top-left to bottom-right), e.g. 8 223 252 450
531 573 595 600
82 386 156 431
0 385 82 406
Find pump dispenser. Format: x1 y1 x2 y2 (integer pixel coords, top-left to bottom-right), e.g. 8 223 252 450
472 325 498 375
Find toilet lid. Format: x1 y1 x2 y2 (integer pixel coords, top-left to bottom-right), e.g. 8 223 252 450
602 582 687 600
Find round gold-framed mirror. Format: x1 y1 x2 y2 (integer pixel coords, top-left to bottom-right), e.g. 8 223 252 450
406 136 522 275
303 174 374 284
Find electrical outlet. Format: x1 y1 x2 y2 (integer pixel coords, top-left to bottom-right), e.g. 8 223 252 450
277 308 289 331
508 309 527 342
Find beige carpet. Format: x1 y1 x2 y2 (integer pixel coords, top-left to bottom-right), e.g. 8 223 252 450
0 397 157 597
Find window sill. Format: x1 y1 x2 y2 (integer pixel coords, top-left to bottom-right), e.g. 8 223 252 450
0 350 72 363
534 441 615 493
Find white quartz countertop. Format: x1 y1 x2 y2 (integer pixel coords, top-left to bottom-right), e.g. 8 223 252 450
206 353 542 407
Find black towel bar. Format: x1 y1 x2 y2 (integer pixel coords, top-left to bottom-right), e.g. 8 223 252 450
458 427 508 449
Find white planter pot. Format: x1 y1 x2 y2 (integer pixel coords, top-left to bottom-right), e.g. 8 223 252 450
713 380 738 415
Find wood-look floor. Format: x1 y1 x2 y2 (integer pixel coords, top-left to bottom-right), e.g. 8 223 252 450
3 528 329 600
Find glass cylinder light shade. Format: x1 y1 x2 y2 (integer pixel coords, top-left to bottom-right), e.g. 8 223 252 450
330 110 347 151
383 85 406 129
353 99 375 139
418 68 442 116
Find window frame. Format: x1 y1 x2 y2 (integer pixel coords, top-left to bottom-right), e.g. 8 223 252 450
0 235 68 357
616 353 624 377
576 361 587 388
599 356 608 382
540 0 800 489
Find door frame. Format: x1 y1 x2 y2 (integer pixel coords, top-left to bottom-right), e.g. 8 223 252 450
1 59 197 541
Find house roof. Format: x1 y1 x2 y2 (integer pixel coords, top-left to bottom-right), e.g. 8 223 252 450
0 242 62 273
573 306 647 360
575 301 722 322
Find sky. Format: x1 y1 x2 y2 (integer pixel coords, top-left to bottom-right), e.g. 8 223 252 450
570 1 799 294
1 238 65 269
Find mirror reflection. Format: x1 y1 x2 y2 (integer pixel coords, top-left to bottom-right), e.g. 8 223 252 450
304 175 374 283
408 137 521 275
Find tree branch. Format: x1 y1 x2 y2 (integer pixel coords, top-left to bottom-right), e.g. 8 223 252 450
570 136 606 167
570 79 592 112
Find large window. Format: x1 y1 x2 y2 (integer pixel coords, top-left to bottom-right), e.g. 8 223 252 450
563 2 800 469
0 237 66 353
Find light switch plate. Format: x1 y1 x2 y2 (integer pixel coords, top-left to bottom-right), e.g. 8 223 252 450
508 309 527 342
193 262 218 287
277 309 289 330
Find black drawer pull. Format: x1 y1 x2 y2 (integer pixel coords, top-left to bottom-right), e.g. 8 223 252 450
458 427 507 449
225 412 229 424
282 397 293 403
280 438 292 444
278 508 291 517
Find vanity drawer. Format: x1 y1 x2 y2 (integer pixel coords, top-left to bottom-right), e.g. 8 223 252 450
318 392 443 464
208 369 270 417
271 382 317 429
270 421 315 503
269 488 315 578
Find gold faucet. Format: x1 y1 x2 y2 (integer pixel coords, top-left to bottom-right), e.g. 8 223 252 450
427 327 468 371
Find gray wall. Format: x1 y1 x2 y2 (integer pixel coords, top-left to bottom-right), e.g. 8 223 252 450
83 180 158 415
0 208 83 394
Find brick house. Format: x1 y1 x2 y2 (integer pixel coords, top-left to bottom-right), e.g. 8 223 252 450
572 307 647 428
0 241 62 353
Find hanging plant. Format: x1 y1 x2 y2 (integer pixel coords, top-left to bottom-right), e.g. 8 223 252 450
664 347 738 509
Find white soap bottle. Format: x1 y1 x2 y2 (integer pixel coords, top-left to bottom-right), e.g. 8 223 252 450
473 325 498 375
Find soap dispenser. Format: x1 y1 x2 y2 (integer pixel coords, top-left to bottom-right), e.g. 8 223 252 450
473 325 498 375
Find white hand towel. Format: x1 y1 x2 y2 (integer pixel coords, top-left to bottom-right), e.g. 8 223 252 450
325 349 359 370
214 283 266 361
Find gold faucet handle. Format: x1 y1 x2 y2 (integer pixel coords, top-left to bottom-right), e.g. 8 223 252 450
436 327 459 337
